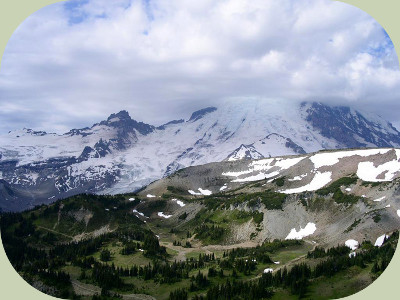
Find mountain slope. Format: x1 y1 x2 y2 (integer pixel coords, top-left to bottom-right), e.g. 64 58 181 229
139 148 400 247
1 148 400 299
1 100 400 211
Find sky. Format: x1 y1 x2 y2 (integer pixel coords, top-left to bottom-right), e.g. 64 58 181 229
0 0 400 133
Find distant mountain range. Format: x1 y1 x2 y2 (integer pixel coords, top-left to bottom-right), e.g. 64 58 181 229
1 99 400 211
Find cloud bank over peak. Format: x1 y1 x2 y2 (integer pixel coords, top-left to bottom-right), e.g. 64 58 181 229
0 0 399 133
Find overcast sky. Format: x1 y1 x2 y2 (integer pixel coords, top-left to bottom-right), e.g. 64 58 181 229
0 0 399 134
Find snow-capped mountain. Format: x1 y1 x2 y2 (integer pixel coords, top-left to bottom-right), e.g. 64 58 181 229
1 99 400 211
225 144 264 161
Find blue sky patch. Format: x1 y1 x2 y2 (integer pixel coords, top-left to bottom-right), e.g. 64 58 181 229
63 0 90 25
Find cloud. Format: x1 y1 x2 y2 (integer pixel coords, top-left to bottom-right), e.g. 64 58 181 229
0 0 399 133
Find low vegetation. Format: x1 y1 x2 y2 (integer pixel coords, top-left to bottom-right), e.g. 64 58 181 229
316 176 357 196
0 186 397 300
316 176 360 205
344 218 362 233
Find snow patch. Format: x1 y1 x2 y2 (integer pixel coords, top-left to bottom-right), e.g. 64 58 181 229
228 144 262 161
310 149 391 168
220 184 228 191
129 197 135 201
285 222 316 240
133 209 148 218
345 239 358 250
158 212 172 219
373 196 386 202
198 188 212 195
345 188 351 192
263 268 273 273
349 252 356 258
281 172 332 194
374 234 389 247
172 198 185 207
231 171 279 182
223 157 304 183
108 117 120 123
188 190 201 195
188 188 212 195
147 194 156 198
272 157 306 169
357 149 400 182
288 174 307 182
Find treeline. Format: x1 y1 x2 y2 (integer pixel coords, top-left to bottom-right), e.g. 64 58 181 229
307 244 351 258
173 240 192 248
194 224 225 243
188 264 311 299
91 262 128 290
100 253 217 284
223 239 302 263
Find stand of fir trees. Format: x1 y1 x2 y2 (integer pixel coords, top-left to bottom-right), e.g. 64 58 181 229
168 231 399 300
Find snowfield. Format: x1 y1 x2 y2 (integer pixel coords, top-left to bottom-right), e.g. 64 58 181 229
220 148 400 195
281 172 332 194
374 234 389 247
345 239 359 250
223 157 304 183
373 196 386 202
356 149 400 182
2 100 400 213
285 223 317 240
158 212 172 219
188 188 212 196
310 149 391 168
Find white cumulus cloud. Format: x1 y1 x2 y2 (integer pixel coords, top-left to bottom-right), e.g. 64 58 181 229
0 0 399 133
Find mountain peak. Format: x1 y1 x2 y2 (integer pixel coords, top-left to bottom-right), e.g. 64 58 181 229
188 107 217 122
226 144 263 161
107 110 132 122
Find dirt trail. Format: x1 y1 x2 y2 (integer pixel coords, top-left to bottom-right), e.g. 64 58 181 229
122 294 156 300
36 225 74 239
